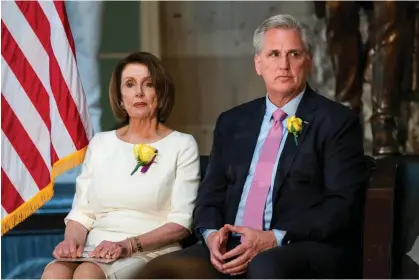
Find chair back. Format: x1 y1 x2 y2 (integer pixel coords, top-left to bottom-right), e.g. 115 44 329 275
393 156 419 278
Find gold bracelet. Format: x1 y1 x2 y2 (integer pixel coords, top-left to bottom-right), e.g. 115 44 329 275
126 238 133 256
129 237 135 255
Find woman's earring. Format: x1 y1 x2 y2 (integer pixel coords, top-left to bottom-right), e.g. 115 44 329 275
120 101 124 108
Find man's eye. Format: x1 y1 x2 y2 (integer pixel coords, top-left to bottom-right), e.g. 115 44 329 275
289 52 300 57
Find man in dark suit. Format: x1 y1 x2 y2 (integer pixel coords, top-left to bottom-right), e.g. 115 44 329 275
139 14 366 279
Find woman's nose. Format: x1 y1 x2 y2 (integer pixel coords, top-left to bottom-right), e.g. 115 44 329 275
135 86 145 97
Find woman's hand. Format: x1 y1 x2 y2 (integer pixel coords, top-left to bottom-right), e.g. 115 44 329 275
89 238 136 260
53 239 84 259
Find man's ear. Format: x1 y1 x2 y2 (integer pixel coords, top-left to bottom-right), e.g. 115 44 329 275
254 54 261 76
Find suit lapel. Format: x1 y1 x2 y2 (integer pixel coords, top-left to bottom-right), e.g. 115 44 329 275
272 86 318 203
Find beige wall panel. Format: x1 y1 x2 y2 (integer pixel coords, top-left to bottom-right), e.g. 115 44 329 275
160 1 314 154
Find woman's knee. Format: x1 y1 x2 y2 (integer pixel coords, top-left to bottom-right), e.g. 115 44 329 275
42 262 79 279
73 262 106 279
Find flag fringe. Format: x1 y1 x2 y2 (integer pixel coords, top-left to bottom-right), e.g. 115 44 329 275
1 146 88 235
51 146 87 179
1 182 54 235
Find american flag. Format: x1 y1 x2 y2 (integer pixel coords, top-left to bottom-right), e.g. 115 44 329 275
1 1 93 235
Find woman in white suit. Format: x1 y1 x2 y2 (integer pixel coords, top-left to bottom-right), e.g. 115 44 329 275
42 52 200 279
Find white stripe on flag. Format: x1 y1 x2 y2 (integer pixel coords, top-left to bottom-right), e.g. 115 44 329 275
1 131 41 202
1 0 77 159
50 104 77 159
38 1 93 139
1 57 51 171
1 207 7 219
1 1 50 91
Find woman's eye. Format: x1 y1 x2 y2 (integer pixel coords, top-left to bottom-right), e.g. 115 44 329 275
126 82 134 88
145 82 154 88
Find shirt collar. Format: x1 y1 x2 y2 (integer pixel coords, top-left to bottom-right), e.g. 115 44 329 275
265 87 305 120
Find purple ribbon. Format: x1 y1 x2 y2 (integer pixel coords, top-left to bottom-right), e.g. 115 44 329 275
140 154 157 173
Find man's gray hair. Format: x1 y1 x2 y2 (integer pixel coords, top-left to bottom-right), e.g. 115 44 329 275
253 14 314 55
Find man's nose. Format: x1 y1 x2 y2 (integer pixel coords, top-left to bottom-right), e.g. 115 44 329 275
278 56 290 70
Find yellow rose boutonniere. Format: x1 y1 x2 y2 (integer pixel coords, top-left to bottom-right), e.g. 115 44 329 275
131 144 158 175
286 116 303 146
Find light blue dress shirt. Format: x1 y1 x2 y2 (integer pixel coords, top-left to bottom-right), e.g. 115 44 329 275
203 90 305 246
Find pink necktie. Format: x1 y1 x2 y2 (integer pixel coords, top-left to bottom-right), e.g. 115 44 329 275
242 108 287 232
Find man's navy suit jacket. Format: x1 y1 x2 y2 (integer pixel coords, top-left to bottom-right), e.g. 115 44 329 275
193 84 367 253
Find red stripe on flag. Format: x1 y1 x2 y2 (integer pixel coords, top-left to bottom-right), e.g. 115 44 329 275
53 1 76 58
51 144 59 165
1 95 51 190
1 21 51 130
1 169 25 214
16 1 89 151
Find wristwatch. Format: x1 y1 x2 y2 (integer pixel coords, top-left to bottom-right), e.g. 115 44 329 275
135 240 143 253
